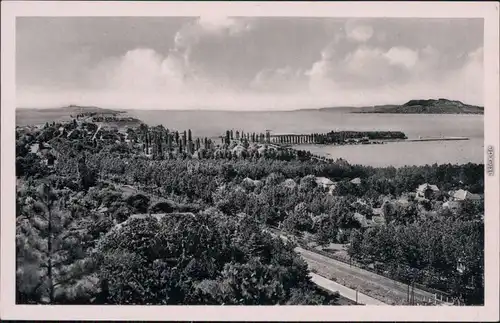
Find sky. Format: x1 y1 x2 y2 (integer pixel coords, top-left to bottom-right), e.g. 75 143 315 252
16 17 484 110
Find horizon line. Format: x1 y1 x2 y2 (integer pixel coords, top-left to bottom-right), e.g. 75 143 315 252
15 97 484 113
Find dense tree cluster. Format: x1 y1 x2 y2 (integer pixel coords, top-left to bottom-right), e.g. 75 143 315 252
15 118 484 305
94 211 336 305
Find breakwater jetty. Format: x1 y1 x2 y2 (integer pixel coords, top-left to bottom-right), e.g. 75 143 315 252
406 136 469 142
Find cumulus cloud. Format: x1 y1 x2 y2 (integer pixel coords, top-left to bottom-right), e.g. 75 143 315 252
174 16 252 52
197 15 252 35
307 45 410 90
448 46 483 103
345 22 374 43
303 39 483 106
250 66 306 92
108 49 170 91
16 17 484 110
384 47 419 69
82 16 255 99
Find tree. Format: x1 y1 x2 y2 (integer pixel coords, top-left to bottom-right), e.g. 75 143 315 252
347 229 363 259
182 131 187 148
282 203 313 235
16 184 97 304
77 155 98 191
93 213 335 305
174 131 180 145
313 214 337 246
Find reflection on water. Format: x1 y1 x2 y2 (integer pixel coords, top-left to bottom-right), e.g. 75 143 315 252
295 139 484 167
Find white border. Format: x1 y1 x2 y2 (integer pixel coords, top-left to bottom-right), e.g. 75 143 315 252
2 1 499 321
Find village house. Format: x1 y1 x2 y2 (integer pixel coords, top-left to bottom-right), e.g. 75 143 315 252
353 212 386 229
416 183 440 200
450 189 481 201
442 200 462 212
242 177 262 188
315 177 337 194
350 177 362 185
232 144 246 157
442 189 481 212
315 177 335 188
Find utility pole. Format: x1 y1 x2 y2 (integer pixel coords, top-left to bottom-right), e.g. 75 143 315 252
407 284 410 304
411 281 415 305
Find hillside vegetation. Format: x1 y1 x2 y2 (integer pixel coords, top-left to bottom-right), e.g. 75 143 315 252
16 105 122 126
350 99 484 114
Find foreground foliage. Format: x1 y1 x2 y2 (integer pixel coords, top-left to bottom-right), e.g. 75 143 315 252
15 119 484 305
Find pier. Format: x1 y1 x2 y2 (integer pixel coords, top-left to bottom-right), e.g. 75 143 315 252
269 133 316 144
221 130 467 146
406 136 469 142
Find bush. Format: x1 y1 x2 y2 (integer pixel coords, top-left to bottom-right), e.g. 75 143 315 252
125 193 150 213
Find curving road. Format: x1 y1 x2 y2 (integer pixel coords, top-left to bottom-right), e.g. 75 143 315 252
296 247 442 305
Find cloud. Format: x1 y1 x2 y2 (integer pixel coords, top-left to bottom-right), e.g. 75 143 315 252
83 16 255 97
250 66 306 93
16 18 484 110
307 45 410 90
108 49 170 91
384 47 419 69
303 40 483 106
345 23 374 43
448 46 483 104
198 15 252 35
174 16 252 52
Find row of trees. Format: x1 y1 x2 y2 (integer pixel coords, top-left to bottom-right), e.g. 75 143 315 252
348 218 484 304
223 130 270 145
15 119 485 305
134 124 216 158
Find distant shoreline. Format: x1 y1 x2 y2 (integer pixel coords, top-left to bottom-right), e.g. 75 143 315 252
351 111 483 115
15 98 484 115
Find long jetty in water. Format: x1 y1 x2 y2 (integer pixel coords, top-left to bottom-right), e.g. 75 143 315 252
269 133 318 144
220 130 467 146
406 136 469 142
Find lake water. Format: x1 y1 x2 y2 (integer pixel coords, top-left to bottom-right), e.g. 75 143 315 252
130 110 484 167
295 140 484 167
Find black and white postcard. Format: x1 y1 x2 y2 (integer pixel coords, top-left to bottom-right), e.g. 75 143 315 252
1 1 499 321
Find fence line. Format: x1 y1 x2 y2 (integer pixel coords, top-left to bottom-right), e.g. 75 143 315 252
268 226 455 305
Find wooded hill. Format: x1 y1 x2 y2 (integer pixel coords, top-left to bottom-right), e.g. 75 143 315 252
349 99 484 114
